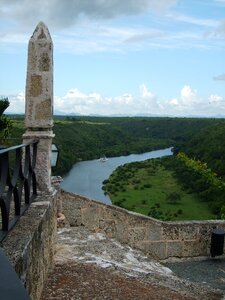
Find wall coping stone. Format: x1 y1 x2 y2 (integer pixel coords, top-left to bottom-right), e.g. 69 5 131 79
61 189 225 226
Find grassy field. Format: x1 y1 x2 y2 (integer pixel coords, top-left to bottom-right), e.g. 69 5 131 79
103 158 216 221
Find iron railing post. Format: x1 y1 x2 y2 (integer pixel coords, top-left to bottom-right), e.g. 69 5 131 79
0 141 38 241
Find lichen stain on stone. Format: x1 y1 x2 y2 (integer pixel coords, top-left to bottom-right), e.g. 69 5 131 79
27 101 34 121
38 28 47 40
29 44 37 70
39 53 50 72
35 98 52 121
29 75 42 97
38 42 48 49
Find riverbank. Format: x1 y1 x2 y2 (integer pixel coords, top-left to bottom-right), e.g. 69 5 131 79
61 148 173 204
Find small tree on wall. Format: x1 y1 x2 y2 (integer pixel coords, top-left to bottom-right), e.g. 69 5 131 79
0 98 12 144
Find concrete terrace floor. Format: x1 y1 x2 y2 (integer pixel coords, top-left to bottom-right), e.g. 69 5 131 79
41 227 225 300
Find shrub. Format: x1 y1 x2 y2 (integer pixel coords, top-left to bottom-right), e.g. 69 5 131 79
148 207 163 219
166 192 181 204
143 183 152 189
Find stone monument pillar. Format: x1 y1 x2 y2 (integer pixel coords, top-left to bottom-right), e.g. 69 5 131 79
23 22 54 193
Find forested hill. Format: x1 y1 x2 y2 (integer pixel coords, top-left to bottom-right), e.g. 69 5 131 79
53 118 172 175
53 116 224 175
109 117 221 141
8 115 225 176
176 121 225 178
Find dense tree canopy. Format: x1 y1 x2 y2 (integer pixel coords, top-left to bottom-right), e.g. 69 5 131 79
0 98 12 143
176 121 225 178
9 115 225 176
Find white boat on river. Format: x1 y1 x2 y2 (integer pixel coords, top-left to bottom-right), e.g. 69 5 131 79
61 147 173 205
99 155 108 162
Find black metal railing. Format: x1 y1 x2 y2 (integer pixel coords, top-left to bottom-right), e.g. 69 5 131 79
0 141 38 241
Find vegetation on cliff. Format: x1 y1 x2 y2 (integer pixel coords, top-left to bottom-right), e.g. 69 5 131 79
175 122 225 178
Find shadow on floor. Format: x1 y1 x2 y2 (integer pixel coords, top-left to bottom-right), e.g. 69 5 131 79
166 258 225 291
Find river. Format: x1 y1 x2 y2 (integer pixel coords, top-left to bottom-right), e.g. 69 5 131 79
61 147 173 204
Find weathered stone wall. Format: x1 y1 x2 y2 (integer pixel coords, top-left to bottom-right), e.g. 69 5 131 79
1 192 58 300
61 190 225 260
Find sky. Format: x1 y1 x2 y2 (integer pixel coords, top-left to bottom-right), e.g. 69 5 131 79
0 0 225 117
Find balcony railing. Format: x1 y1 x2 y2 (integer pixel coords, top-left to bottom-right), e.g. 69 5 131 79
0 141 38 242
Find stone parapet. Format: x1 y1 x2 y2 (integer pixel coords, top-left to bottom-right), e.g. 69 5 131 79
1 192 57 300
60 190 225 260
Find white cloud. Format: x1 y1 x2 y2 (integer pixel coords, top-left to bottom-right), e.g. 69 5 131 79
215 0 225 4
4 92 25 114
1 1 223 54
167 12 219 28
124 30 167 44
54 25 165 55
0 0 177 30
209 94 223 103
140 84 156 99
54 84 160 115
205 19 225 38
216 20 225 36
166 86 225 116
213 73 225 81
3 85 225 117
166 86 199 113
51 20 221 56
166 85 202 114
53 84 225 117
169 98 179 106
180 85 200 105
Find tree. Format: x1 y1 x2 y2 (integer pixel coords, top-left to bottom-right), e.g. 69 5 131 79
221 206 225 219
166 192 181 204
0 98 12 144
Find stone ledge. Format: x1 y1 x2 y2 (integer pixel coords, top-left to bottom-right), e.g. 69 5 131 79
1 192 57 300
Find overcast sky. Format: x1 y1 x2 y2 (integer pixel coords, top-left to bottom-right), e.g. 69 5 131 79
0 0 225 116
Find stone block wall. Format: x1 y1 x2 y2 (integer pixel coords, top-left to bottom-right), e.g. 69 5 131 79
1 192 57 300
61 190 225 260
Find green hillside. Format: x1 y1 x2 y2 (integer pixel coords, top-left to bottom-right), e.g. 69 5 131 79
102 118 225 220
176 121 225 178
103 158 216 221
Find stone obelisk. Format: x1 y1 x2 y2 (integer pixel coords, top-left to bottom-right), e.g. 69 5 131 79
23 22 54 193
